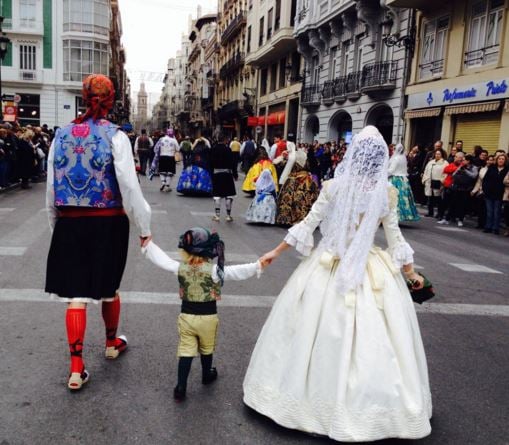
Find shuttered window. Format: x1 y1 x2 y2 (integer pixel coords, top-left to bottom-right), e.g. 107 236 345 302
454 112 501 153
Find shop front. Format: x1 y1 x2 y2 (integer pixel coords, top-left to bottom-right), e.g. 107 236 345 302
406 78 509 153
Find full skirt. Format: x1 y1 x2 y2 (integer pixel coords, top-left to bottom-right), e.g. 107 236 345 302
159 155 176 174
177 165 213 196
276 173 319 226
243 247 432 442
245 195 276 224
212 171 236 197
390 176 421 222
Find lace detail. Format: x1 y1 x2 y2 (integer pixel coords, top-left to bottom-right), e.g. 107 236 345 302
390 241 415 268
285 223 314 256
244 383 432 442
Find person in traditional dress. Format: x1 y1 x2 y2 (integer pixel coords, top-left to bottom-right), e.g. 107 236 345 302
388 143 421 222
141 228 262 401
45 74 152 391
151 128 180 192
276 148 319 226
244 126 432 442
242 146 278 195
245 168 277 225
176 136 213 196
211 134 237 222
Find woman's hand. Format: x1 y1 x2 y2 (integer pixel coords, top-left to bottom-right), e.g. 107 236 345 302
260 249 280 267
407 272 424 290
140 235 152 248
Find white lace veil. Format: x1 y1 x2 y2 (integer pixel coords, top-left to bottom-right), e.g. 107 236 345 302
320 125 390 295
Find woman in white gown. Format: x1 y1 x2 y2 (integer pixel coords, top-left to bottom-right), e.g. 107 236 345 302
243 126 432 442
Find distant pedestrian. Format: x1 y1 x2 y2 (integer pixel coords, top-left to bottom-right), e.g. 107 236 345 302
151 128 180 192
482 153 508 234
134 129 154 175
211 133 237 222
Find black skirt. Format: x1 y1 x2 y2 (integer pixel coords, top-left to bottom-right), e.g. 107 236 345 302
159 156 176 174
45 215 129 300
212 171 236 197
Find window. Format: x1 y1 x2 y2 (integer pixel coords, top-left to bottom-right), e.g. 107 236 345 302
279 57 286 89
20 44 36 70
290 52 301 82
259 17 264 47
267 8 273 40
341 42 350 75
419 16 448 79
247 25 252 53
465 0 504 67
329 46 337 79
270 63 278 92
260 68 268 96
63 0 110 36
312 56 320 85
19 0 36 28
63 39 108 82
354 37 362 72
275 0 281 31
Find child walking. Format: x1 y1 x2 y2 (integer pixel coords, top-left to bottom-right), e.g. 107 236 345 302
142 227 262 401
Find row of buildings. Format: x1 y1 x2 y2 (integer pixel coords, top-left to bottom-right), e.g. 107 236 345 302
1 0 130 128
154 0 509 153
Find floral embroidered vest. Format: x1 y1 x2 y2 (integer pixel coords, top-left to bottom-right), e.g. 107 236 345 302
178 261 221 303
53 119 122 208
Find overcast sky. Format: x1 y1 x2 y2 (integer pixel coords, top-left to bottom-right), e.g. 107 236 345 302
119 0 217 107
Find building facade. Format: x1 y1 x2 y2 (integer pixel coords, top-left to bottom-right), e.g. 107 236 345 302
294 0 412 145
215 0 256 138
390 0 509 153
2 0 127 127
245 0 301 141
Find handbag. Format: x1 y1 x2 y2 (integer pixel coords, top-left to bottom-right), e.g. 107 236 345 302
430 179 442 190
175 151 182 162
36 147 46 159
406 273 435 304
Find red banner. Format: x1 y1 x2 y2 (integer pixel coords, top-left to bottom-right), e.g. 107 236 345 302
247 116 258 127
266 111 285 126
258 116 266 126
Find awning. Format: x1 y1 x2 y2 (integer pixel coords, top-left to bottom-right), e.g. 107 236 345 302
267 111 285 126
404 107 441 119
444 101 501 116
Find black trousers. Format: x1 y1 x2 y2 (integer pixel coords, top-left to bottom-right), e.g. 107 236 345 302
427 195 441 216
448 190 470 222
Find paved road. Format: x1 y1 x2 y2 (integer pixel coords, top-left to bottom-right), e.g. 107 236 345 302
0 174 508 445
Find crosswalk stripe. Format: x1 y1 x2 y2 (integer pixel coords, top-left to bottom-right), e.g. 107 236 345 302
0 208 15 212
449 263 503 274
437 227 468 232
1 289 508 316
0 247 27 256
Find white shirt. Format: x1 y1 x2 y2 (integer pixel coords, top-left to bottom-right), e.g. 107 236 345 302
269 144 278 161
134 135 154 154
156 136 180 157
46 130 152 237
142 241 262 282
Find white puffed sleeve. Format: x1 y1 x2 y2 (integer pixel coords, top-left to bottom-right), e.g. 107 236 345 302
112 131 152 237
45 138 57 232
382 187 415 267
212 261 261 283
141 241 179 274
284 181 332 256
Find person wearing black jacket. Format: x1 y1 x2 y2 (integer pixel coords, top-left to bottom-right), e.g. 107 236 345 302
211 133 237 222
448 154 478 227
482 153 509 234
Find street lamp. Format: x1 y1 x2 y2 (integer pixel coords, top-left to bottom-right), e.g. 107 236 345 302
382 17 415 54
0 16 11 122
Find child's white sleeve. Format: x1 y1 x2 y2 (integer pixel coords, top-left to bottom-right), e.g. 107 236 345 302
141 241 180 274
212 261 262 282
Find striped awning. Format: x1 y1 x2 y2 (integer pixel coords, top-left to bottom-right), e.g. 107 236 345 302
404 107 442 119
444 101 501 116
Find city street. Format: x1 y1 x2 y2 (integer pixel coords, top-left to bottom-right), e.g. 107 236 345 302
0 173 508 445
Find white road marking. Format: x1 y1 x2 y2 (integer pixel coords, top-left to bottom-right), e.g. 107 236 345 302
165 251 260 263
449 263 503 274
0 210 48 247
0 208 15 213
0 247 27 256
152 209 168 214
190 211 216 217
437 227 468 232
1 289 509 316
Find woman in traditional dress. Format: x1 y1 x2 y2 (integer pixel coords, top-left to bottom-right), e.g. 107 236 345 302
244 126 432 442
245 168 277 224
276 149 319 226
242 146 278 195
388 143 421 222
45 74 152 391
176 136 213 196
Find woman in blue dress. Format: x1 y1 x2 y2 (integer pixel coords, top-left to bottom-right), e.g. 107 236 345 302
245 168 277 224
177 136 213 196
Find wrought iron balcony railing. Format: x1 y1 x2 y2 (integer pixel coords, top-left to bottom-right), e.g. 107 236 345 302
221 11 246 46
301 84 321 107
219 52 245 80
360 61 398 92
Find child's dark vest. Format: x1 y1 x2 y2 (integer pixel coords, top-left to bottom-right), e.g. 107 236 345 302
53 119 122 208
178 261 221 303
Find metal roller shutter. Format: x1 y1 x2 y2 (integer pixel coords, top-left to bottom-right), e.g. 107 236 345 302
454 112 501 153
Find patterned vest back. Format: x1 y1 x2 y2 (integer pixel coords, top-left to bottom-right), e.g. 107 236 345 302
53 119 122 208
178 261 221 303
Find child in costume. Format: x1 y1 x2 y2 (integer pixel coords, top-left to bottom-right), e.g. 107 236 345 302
245 168 277 225
142 227 262 401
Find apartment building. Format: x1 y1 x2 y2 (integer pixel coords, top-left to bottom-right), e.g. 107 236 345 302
390 0 509 152
294 0 411 145
1 0 127 127
245 0 301 141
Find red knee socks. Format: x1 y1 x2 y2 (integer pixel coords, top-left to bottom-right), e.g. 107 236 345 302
66 308 86 374
102 297 121 348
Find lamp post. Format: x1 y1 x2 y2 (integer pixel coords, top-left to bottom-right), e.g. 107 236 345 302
0 16 11 122
381 17 416 54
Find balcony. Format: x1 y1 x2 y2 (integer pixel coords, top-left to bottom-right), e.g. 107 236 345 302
221 11 246 46
360 61 397 94
418 59 444 80
345 71 362 99
301 84 321 108
2 18 44 36
219 52 245 80
245 27 297 67
322 77 347 105
464 45 500 68
188 44 201 63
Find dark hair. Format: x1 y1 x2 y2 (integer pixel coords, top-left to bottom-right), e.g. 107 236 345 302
473 145 483 156
464 154 474 162
456 140 463 144
141 129 147 135
435 148 446 158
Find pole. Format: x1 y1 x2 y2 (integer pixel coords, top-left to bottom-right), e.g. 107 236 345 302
0 57 3 122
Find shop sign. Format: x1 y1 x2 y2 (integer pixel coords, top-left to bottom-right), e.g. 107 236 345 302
408 78 509 109
3 102 17 122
